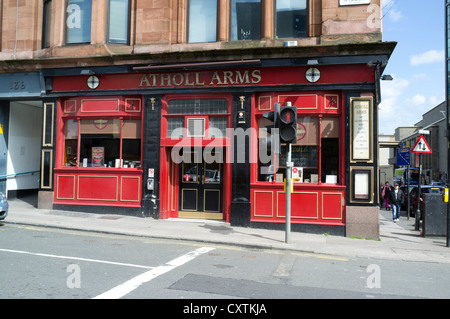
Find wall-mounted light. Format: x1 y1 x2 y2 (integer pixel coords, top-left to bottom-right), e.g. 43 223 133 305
381 74 393 81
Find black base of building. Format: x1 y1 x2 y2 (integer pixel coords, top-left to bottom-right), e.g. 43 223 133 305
53 204 144 217
250 221 346 236
230 200 251 227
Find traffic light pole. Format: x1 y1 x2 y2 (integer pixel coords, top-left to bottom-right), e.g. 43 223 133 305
415 153 422 231
285 143 292 244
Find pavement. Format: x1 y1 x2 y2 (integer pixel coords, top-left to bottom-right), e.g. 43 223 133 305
3 194 450 263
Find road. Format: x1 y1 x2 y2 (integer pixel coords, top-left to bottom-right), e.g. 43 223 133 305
1 222 450 303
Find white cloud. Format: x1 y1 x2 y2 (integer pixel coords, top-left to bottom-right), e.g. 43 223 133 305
379 76 415 134
388 8 403 22
428 95 444 106
407 94 426 106
410 50 445 66
380 76 409 104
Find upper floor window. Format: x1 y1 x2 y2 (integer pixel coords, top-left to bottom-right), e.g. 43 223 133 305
107 0 130 44
231 0 261 41
275 0 307 38
42 0 52 48
66 0 92 44
188 0 217 43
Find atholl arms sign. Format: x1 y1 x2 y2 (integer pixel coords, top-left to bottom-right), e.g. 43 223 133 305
139 70 262 88
50 65 374 92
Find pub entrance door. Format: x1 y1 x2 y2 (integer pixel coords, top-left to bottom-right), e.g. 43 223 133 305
178 148 223 219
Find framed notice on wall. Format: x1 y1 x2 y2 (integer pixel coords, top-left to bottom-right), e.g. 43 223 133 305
350 167 374 204
350 97 373 163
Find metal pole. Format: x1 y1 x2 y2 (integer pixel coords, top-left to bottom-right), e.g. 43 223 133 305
415 154 422 231
285 143 292 243
443 0 450 247
407 165 410 220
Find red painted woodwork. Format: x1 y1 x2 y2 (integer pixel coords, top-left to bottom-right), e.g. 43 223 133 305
322 192 344 220
255 92 342 115
61 96 142 117
250 89 347 226
78 175 118 201
51 65 374 92
49 62 375 226
54 96 144 208
81 99 119 112
159 94 233 221
54 169 142 207
55 175 76 200
251 186 345 225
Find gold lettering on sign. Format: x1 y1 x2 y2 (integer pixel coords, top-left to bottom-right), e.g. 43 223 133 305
210 72 223 85
139 70 262 88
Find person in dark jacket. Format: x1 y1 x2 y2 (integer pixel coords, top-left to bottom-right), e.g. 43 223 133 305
389 183 404 222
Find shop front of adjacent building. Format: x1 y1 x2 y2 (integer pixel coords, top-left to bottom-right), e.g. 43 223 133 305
37 52 392 237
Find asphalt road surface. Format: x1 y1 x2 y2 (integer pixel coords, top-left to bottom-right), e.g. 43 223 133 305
1 223 450 304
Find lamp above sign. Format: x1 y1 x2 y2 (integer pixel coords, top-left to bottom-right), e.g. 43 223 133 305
339 0 371 5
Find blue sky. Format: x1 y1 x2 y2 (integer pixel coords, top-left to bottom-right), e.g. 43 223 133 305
379 0 445 135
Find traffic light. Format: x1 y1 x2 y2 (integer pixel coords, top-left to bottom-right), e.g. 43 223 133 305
279 105 297 144
261 103 280 154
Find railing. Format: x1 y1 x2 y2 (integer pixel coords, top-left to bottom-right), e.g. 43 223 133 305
0 170 39 180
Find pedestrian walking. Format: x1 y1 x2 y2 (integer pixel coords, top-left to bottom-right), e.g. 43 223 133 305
381 182 391 210
389 183 404 222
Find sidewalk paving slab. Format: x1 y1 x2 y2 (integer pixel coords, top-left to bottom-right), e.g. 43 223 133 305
4 196 450 264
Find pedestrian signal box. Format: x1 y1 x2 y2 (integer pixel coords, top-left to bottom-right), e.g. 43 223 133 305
279 106 297 144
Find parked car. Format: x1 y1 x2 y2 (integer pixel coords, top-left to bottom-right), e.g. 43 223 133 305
409 185 444 217
0 192 8 220
400 185 414 211
430 181 447 187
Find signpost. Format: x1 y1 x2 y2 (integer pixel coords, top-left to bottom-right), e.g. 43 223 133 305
411 135 432 230
396 147 410 166
396 147 411 219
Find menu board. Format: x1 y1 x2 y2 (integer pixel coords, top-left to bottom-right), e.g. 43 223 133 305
279 145 317 168
92 147 104 167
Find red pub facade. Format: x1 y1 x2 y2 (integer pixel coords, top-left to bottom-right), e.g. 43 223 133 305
39 42 395 238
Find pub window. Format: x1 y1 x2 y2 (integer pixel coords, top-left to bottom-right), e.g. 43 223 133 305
188 0 217 43
65 0 92 44
107 0 130 44
321 117 339 183
258 116 340 184
275 0 307 39
63 118 141 168
64 119 78 167
166 99 228 138
42 0 52 48
231 0 261 41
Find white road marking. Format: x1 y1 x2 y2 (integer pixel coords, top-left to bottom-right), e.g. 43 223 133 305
0 248 154 269
93 246 215 299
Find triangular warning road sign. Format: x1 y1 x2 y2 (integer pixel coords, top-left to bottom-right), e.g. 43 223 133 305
411 135 432 153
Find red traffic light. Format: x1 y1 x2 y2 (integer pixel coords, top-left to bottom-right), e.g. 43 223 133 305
280 107 296 125
279 106 297 144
